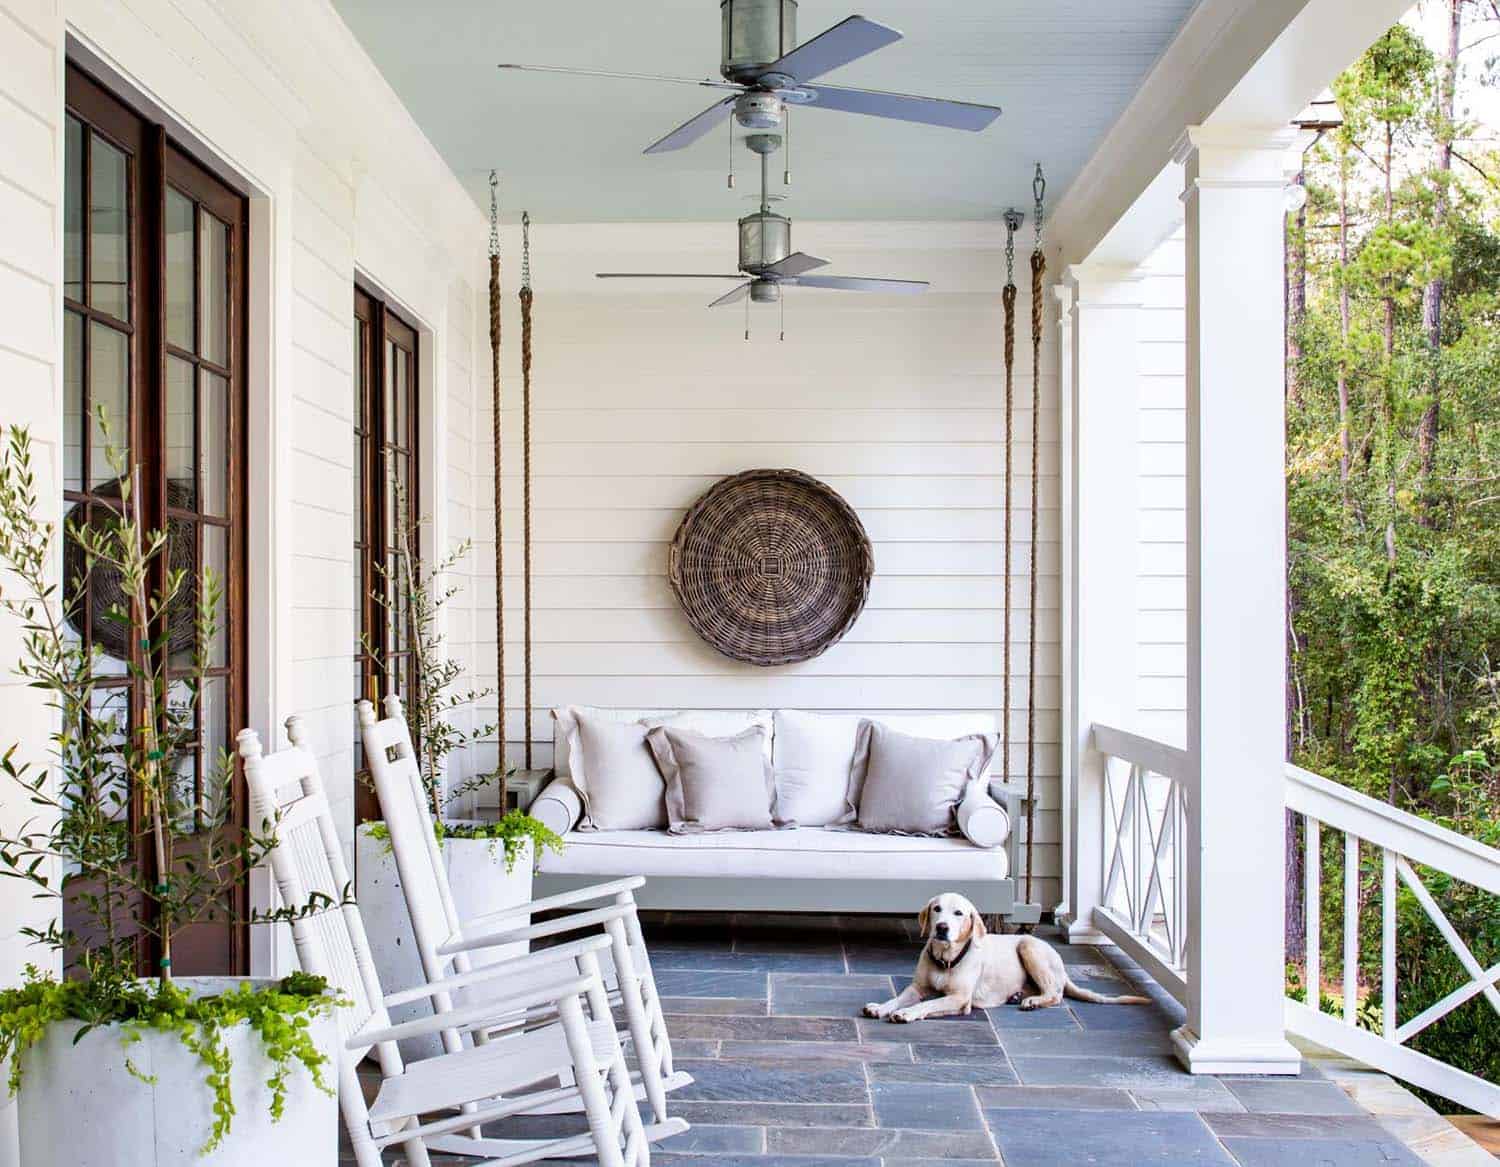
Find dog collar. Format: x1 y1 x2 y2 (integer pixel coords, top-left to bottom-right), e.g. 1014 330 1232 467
927 938 973 972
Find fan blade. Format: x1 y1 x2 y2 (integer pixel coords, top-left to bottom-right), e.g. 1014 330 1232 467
761 251 829 278
597 273 747 280
644 96 740 154
767 15 902 83
801 83 1001 131
785 275 930 293
498 63 742 91
708 283 753 307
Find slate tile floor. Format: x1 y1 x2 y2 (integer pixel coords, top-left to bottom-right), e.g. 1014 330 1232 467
345 914 1482 1166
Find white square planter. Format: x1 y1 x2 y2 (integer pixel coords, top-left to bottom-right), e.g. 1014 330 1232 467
16 977 339 1167
356 824 534 1059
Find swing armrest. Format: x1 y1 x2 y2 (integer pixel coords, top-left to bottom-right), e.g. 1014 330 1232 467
382 933 612 1008
439 902 631 957
351 973 598 1050
459 875 645 933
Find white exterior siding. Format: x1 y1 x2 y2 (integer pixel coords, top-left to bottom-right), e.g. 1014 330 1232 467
0 0 64 991
1134 229 1187 747
0 0 486 987
476 226 1064 906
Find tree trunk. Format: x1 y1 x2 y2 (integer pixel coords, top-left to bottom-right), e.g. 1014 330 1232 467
1418 0 1462 517
1338 159 1353 508
1287 172 1307 409
1383 121 1398 567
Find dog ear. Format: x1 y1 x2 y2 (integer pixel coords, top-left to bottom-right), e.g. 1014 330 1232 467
968 908 988 943
918 898 935 938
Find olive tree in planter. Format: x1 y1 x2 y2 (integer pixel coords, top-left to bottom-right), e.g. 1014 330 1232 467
355 493 560 1056
0 422 343 1166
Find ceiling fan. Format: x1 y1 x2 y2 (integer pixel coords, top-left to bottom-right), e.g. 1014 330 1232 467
596 133 928 320
497 0 1002 156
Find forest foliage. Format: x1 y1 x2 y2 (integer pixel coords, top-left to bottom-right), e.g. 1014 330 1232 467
1286 1 1500 1105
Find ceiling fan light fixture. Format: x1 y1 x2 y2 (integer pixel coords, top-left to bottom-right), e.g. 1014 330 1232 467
721 0 797 83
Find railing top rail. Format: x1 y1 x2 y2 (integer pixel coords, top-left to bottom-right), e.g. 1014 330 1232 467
1091 723 1193 785
1285 763 1500 897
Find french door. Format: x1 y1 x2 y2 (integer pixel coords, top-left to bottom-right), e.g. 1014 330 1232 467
63 64 249 976
353 288 419 824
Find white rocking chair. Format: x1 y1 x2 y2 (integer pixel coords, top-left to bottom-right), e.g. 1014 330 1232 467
239 721 663 1167
355 696 691 1137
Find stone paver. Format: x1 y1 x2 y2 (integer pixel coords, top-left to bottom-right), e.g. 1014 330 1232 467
342 915 1492 1166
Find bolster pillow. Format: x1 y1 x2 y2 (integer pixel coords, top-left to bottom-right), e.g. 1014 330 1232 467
531 776 584 837
956 785 1010 849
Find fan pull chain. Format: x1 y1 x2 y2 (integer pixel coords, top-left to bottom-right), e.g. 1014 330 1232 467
779 289 785 341
744 290 750 342
727 115 736 189
783 109 791 186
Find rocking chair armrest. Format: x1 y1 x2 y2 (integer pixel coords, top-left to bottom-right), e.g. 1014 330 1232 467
439 902 630 956
381 933 612 1008
459 876 646 932
350 973 597 1050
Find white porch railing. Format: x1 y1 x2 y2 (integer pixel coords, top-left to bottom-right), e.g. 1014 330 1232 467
1089 724 1193 1005
1285 763 1500 1118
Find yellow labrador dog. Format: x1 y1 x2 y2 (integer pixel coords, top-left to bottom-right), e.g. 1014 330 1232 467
864 892 1150 1023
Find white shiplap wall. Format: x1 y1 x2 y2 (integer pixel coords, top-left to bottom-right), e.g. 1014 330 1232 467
0 0 65 987
1135 229 1187 746
0 0 487 993
476 224 1064 906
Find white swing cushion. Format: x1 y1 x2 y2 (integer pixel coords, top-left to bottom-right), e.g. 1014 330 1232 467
538 825 1008 882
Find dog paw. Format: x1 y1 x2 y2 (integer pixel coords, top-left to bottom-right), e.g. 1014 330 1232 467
889 1011 913 1024
1018 998 1037 1011
1006 991 1025 1005
862 1003 884 1018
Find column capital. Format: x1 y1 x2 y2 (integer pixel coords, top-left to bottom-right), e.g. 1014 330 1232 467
1173 124 1300 192
1066 262 1143 309
1053 283 1075 325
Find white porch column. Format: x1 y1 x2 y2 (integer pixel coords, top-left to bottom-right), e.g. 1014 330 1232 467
1060 266 1141 945
1053 284 1076 921
1172 126 1301 1075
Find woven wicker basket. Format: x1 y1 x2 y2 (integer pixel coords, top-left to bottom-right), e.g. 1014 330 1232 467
668 468 873 667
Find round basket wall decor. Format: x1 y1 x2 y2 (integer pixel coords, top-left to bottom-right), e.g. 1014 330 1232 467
668 468 873 667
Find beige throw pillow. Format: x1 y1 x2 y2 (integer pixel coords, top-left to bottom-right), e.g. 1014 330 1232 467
646 725 779 834
842 721 1000 836
567 709 668 830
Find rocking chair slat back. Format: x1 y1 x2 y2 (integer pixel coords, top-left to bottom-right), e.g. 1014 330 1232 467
238 723 395 1060
357 697 462 980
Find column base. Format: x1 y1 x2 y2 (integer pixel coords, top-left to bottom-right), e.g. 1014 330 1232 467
1170 1025 1302 1076
1056 911 1113 946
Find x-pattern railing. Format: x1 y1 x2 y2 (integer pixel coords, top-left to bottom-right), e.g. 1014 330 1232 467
1285 763 1500 1118
1092 725 1193 992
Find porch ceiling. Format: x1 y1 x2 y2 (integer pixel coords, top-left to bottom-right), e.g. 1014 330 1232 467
330 0 1200 223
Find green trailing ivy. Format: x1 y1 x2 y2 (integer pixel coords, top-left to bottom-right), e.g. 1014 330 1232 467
363 810 563 874
0 967 345 1153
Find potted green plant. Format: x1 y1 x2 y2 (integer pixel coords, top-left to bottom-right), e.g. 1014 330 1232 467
355 492 560 1055
0 422 343 1165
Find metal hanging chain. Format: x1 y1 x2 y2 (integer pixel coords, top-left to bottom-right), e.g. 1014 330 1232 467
1024 164 1047 906
518 213 537 768
1000 209 1022 804
487 170 507 777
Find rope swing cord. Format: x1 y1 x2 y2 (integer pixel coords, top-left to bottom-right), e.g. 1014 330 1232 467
1025 165 1047 905
1000 213 1020 861
519 213 535 770
487 171 507 787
